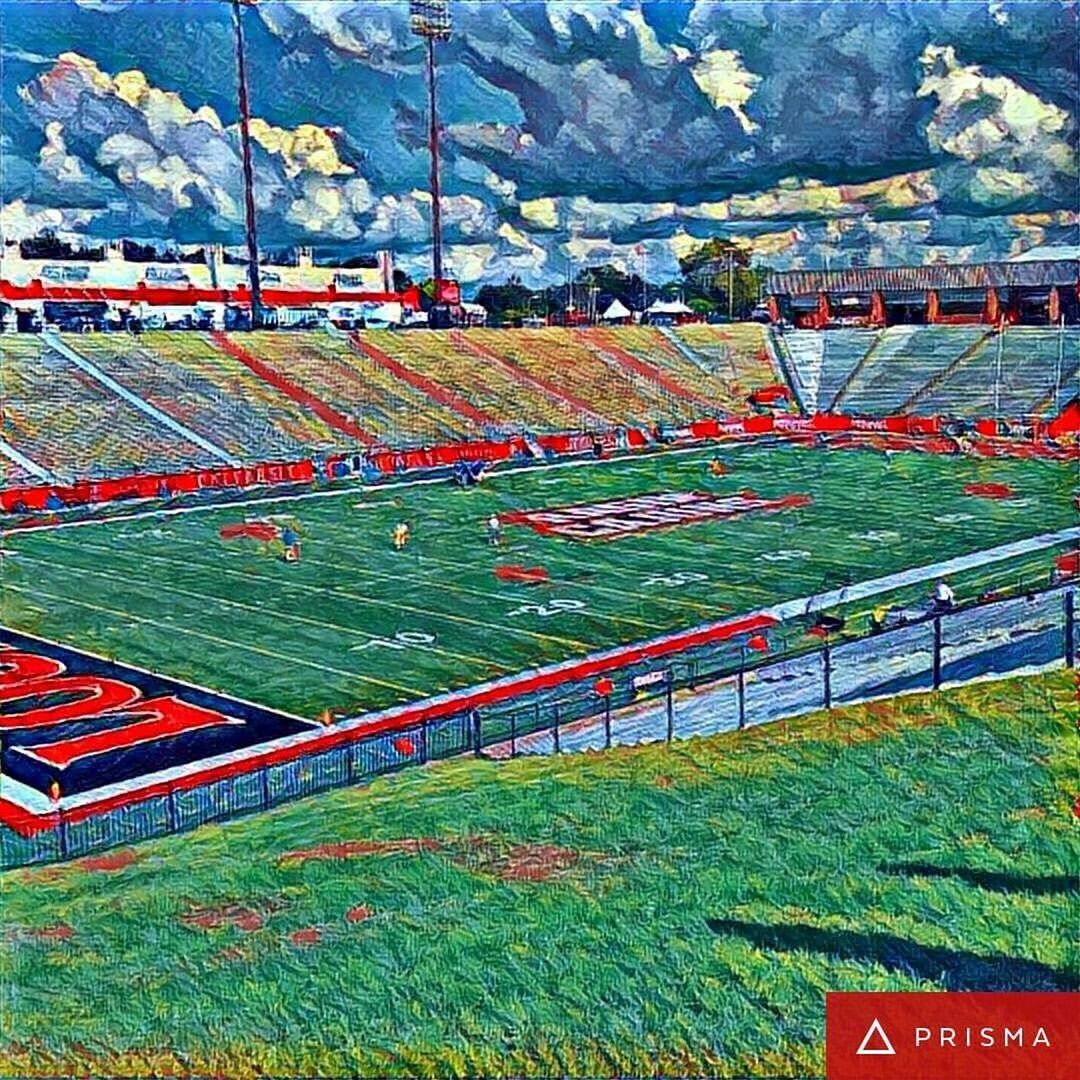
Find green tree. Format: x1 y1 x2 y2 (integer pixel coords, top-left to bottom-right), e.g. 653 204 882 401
679 237 765 319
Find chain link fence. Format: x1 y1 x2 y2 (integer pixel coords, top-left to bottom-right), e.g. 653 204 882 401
2 583 1073 868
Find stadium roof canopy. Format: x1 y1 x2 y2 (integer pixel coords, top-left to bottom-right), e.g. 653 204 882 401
766 259 1079 297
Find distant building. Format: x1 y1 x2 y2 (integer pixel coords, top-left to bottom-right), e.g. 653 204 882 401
765 249 1079 328
0 241 421 331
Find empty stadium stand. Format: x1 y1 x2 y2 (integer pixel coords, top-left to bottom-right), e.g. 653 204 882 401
0 336 214 481
62 333 323 463
1 321 1070 495
832 327 989 416
916 327 1080 420
670 324 786 411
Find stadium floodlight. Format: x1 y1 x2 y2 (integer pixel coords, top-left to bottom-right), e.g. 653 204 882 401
231 0 263 329
410 1 452 299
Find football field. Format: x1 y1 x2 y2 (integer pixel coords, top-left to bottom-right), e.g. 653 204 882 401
0 442 1073 720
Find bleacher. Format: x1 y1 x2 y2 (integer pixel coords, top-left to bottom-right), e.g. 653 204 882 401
670 324 784 409
0 456 39 488
66 333 323 462
233 331 474 446
469 328 666 426
365 330 580 434
0 336 212 481
831 327 989 416
917 327 1080 420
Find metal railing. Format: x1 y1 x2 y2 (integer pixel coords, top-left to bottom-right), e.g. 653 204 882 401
1 583 1073 869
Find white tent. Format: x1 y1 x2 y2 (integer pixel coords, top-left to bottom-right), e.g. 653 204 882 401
600 298 632 322
645 299 693 316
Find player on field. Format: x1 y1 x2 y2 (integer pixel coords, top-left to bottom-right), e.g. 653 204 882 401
280 523 302 563
393 521 411 551
487 513 502 546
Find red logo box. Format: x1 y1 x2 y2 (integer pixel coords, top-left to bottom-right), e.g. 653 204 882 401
826 992 1080 1080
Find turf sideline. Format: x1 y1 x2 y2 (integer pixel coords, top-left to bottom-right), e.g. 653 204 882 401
1 524 1075 831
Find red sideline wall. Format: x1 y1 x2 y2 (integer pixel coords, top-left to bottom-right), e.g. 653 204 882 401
2 413 1076 516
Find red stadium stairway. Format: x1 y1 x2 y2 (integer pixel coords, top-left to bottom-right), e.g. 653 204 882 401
578 327 719 412
210 332 376 445
448 331 609 427
348 334 498 429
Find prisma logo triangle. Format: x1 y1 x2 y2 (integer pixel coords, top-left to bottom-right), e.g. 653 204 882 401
856 1018 897 1056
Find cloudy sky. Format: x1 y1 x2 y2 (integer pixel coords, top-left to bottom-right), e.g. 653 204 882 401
0 0 1076 288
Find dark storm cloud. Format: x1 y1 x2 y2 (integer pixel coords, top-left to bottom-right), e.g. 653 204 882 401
1 1 1075 285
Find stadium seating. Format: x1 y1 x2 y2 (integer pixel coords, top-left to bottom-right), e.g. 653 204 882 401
368 330 583 434
65 333 327 462
0 456 39 488
669 324 786 410
0 336 213 481
231 331 475 446
574 328 703 421
467 328 666 427
834 327 990 416
917 327 1080 420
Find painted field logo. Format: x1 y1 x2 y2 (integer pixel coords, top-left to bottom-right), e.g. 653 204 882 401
826 992 1080 1080
502 489 812 541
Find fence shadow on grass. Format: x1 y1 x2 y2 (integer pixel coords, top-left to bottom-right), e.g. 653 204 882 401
704 918 1079 992
879 861 1078 897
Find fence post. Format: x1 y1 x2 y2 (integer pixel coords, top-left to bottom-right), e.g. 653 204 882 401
1065 590 1075 669
822 636 832 710
472 709 482 757
510 711 517 758
166 785 178 833
665 671 674 743
932 615 943 690
418 722 428 765
57 806 68 861
259 766 270 809
553 703 561 754
604 696 612 750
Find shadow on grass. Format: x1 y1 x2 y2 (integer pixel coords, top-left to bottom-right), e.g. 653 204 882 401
705 918 1078 992
879 862 1077 897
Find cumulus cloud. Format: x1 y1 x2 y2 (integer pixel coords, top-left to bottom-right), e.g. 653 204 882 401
16 52 393 242
4 2 1077 287
918 43 1076 207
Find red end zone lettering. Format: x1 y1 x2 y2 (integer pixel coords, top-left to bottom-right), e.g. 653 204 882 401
504 490 812 541
0 676 142 730
0 642 241 760
17 698 244 769
826 992 1080 1080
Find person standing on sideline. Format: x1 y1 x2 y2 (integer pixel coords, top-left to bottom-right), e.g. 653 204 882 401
931 579 955 614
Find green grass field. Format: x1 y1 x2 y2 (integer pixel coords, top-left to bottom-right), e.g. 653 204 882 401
0 443 1073 718
0 672 1075 1077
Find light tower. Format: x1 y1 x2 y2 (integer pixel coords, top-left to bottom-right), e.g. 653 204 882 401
231 0 262 329
410 1 452 321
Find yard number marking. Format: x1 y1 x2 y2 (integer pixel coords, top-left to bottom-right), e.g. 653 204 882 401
507 598 586 618
642 571 709 588
351 630 437 652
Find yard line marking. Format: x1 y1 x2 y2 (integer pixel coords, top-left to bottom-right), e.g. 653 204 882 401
10 539 597 651
1 583 426 697
4 442 723 534
11 551 509 675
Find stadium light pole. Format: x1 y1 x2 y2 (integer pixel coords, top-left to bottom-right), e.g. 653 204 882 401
410 1 452 304
231 0 263 330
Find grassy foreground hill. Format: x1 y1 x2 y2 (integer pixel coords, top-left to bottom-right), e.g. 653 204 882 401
1 673 1076 1078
